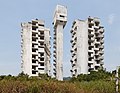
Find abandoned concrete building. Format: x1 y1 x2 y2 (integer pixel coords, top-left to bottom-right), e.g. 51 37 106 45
53 5 67 81
21 19 51 76
70 17 104 77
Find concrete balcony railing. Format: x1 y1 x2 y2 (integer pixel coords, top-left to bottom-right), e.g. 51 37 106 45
88 27 94 31
72 56 77 62
99 28 104 33
95 63 100 67
94 47 99 51
32 51 38 55
32 30 38 34
99 51 104 55
101 39 104 44
88 54 94 58
88 49 94 53
100 56 104 60
95 40 100 45
38 26 44 31
90 65 94 69
53 53 56 58
94 25 99 30
53 63 56 67
88 61 94 64
32 41 38 45
32 63 38 66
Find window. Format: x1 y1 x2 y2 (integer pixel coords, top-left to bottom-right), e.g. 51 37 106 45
40 36 44 40
40 63 44 66
40 53 44 56
40 58 44 61
38 24 44 27
32 48 36 52
32 60 36 63
32 71 36 74
60 15 64 18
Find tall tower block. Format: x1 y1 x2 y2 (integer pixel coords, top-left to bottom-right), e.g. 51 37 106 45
21 19 51 76
53 5 67 81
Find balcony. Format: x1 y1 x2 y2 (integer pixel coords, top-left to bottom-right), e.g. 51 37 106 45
53 45 56 49
88 32 94 37
38 26 44 31
95 63 100 67
89 37 94 42
53 63 56 67
53 41 56 44
88 61 94 64
95 40 100 45
100 56 104 60
70 29 73 33
70 49 74 53
53 53 56 58
88 54 94 58
32 30 38 34
88 49 94 53
88 27 94 31
94 25 99 30
32 63 38 66
32 40 38 44
99 51 104 55
101 39 104 44
32 50 38 55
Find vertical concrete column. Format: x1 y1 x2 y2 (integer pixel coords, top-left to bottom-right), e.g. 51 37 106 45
56 24 63 81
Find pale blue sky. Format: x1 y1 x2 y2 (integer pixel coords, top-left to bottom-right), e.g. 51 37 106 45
0 0 120 77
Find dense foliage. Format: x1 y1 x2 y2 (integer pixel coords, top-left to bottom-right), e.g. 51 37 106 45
0 69 119 93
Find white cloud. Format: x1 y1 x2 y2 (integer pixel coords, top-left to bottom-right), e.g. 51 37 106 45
108 14 115 25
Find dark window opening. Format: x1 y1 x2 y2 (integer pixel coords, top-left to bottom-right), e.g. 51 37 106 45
88 24 92 28
32 33 36 37
88 47 92 50
74 26 77 30
88 63 91 67
89 58 92 61
40 32 44 35
32 66 36 70
32 60 36 63
40 53 44 56
40 36 44 40
60 21 63 23
32 27 37 30
60 15 65 18
32 55 36 59
32 71 36 74
32 38 36 42
38 68 44 70
95 22 99 26
40 42 44 46
95 66 99 70
40 58 44 61
32 48 36 52
95 44 99 48
40 63 44 66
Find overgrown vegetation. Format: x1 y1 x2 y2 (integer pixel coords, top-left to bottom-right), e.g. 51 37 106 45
0 69 119 93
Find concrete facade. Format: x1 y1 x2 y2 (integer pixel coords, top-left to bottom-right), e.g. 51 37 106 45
70 17 104 77
21 19 51 76
53 5 67 81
